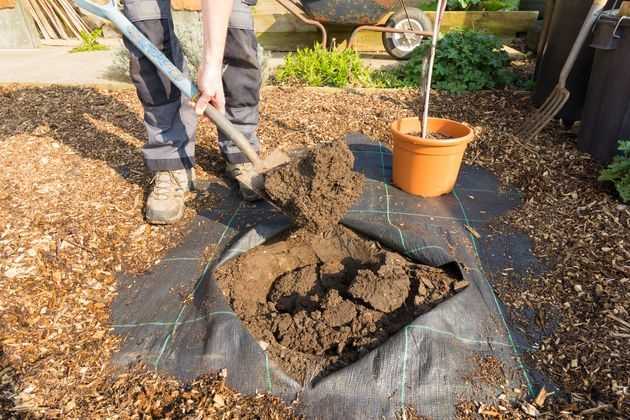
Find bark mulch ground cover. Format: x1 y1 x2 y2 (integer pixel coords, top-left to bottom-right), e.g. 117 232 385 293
0 83 628 418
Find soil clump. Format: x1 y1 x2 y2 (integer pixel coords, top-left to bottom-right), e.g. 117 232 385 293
214 225 465 383
264 142 364 233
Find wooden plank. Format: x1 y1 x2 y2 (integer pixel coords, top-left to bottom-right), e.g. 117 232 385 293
45 0 81 38
36 0 68 38
23 0 50 39
28 0 56 38
430 11 539 35
257 31 320 51
0 0 16 9
58 0 90 33
254 13 318 33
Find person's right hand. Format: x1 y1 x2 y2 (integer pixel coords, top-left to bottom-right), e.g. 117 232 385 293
194 62 225 116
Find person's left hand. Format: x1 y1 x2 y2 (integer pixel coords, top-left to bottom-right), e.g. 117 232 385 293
194 62 224 116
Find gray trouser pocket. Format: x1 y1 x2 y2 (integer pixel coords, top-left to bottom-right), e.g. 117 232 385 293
219 26 262 164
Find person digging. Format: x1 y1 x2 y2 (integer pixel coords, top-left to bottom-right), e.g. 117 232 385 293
122 0 261 224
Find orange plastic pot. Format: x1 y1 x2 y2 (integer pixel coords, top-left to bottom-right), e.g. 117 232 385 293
391 117 474 197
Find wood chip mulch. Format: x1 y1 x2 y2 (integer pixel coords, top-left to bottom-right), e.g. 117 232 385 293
0 83 628 418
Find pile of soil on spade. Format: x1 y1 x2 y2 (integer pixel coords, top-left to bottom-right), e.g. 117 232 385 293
214 225 468 383
264 142 364 233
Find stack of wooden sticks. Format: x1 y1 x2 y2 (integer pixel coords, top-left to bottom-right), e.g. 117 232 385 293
23 0 91 40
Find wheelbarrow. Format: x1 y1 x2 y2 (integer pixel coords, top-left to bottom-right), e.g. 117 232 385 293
274 0 434 59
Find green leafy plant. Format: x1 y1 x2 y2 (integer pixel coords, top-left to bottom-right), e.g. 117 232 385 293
274 43 374 88
396 30 517 93
71 28 108 53
480 0 520 11
421 0 480 10
421 0 519 10
598 140 630 203
447 0 482 9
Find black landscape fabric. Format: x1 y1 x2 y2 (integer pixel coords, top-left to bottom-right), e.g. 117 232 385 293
111 134 547 419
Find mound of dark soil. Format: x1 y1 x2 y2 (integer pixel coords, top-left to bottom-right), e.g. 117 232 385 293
214 226 466 383
264 142 364 233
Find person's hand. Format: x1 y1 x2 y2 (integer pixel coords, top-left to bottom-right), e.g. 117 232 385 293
194 62 225 116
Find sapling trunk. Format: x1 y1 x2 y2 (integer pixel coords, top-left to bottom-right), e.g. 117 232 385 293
417 55 429 122
420 0 447 138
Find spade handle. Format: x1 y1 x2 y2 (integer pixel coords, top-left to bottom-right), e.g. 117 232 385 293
74 0 264 169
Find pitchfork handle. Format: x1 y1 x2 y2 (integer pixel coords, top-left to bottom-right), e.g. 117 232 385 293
558 0 608 87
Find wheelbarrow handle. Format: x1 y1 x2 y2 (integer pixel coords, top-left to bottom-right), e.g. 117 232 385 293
73 0 264 169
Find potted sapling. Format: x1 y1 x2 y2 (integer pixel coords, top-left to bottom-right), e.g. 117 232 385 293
390 0 475 197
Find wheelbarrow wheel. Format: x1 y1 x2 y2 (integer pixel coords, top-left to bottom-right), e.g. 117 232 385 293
382 8 432 60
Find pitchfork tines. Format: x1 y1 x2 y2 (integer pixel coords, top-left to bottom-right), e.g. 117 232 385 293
520 0 609 141
521 86 570 141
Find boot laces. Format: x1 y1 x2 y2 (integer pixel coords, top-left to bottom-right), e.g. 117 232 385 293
150 171 183 200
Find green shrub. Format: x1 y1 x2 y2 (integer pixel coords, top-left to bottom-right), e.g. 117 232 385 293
598 140 630 203
447 0 482 10
421 0 519 10
71 29 108 53
480 0 520 11
396 30 517 93
274 43 373 88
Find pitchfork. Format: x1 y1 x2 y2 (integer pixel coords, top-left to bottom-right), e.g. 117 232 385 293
521 0 609 141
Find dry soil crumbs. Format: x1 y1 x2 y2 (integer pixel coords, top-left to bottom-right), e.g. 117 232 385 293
214 225 464 383
264 142 364 232
409 130 454 140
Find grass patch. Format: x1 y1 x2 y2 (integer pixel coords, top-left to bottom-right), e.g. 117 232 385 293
274 43 374 88
420 0 520 11
71 29 108 53
273 44 410 89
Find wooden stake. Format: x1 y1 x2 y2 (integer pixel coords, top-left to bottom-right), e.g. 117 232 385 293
46 0 81 38
28 0 56 39
36 0 68 39
24 0 51 39
58 0 90 33
24 0 91 40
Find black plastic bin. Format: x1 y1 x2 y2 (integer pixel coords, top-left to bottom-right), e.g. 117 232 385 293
520 0 546 19
533 0 616 126
578 11 630 164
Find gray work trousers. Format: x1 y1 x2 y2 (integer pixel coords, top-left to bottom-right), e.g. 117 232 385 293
123 0 261 170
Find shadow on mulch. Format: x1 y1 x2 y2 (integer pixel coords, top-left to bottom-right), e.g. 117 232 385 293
0 86 224 187
0 346 20 419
